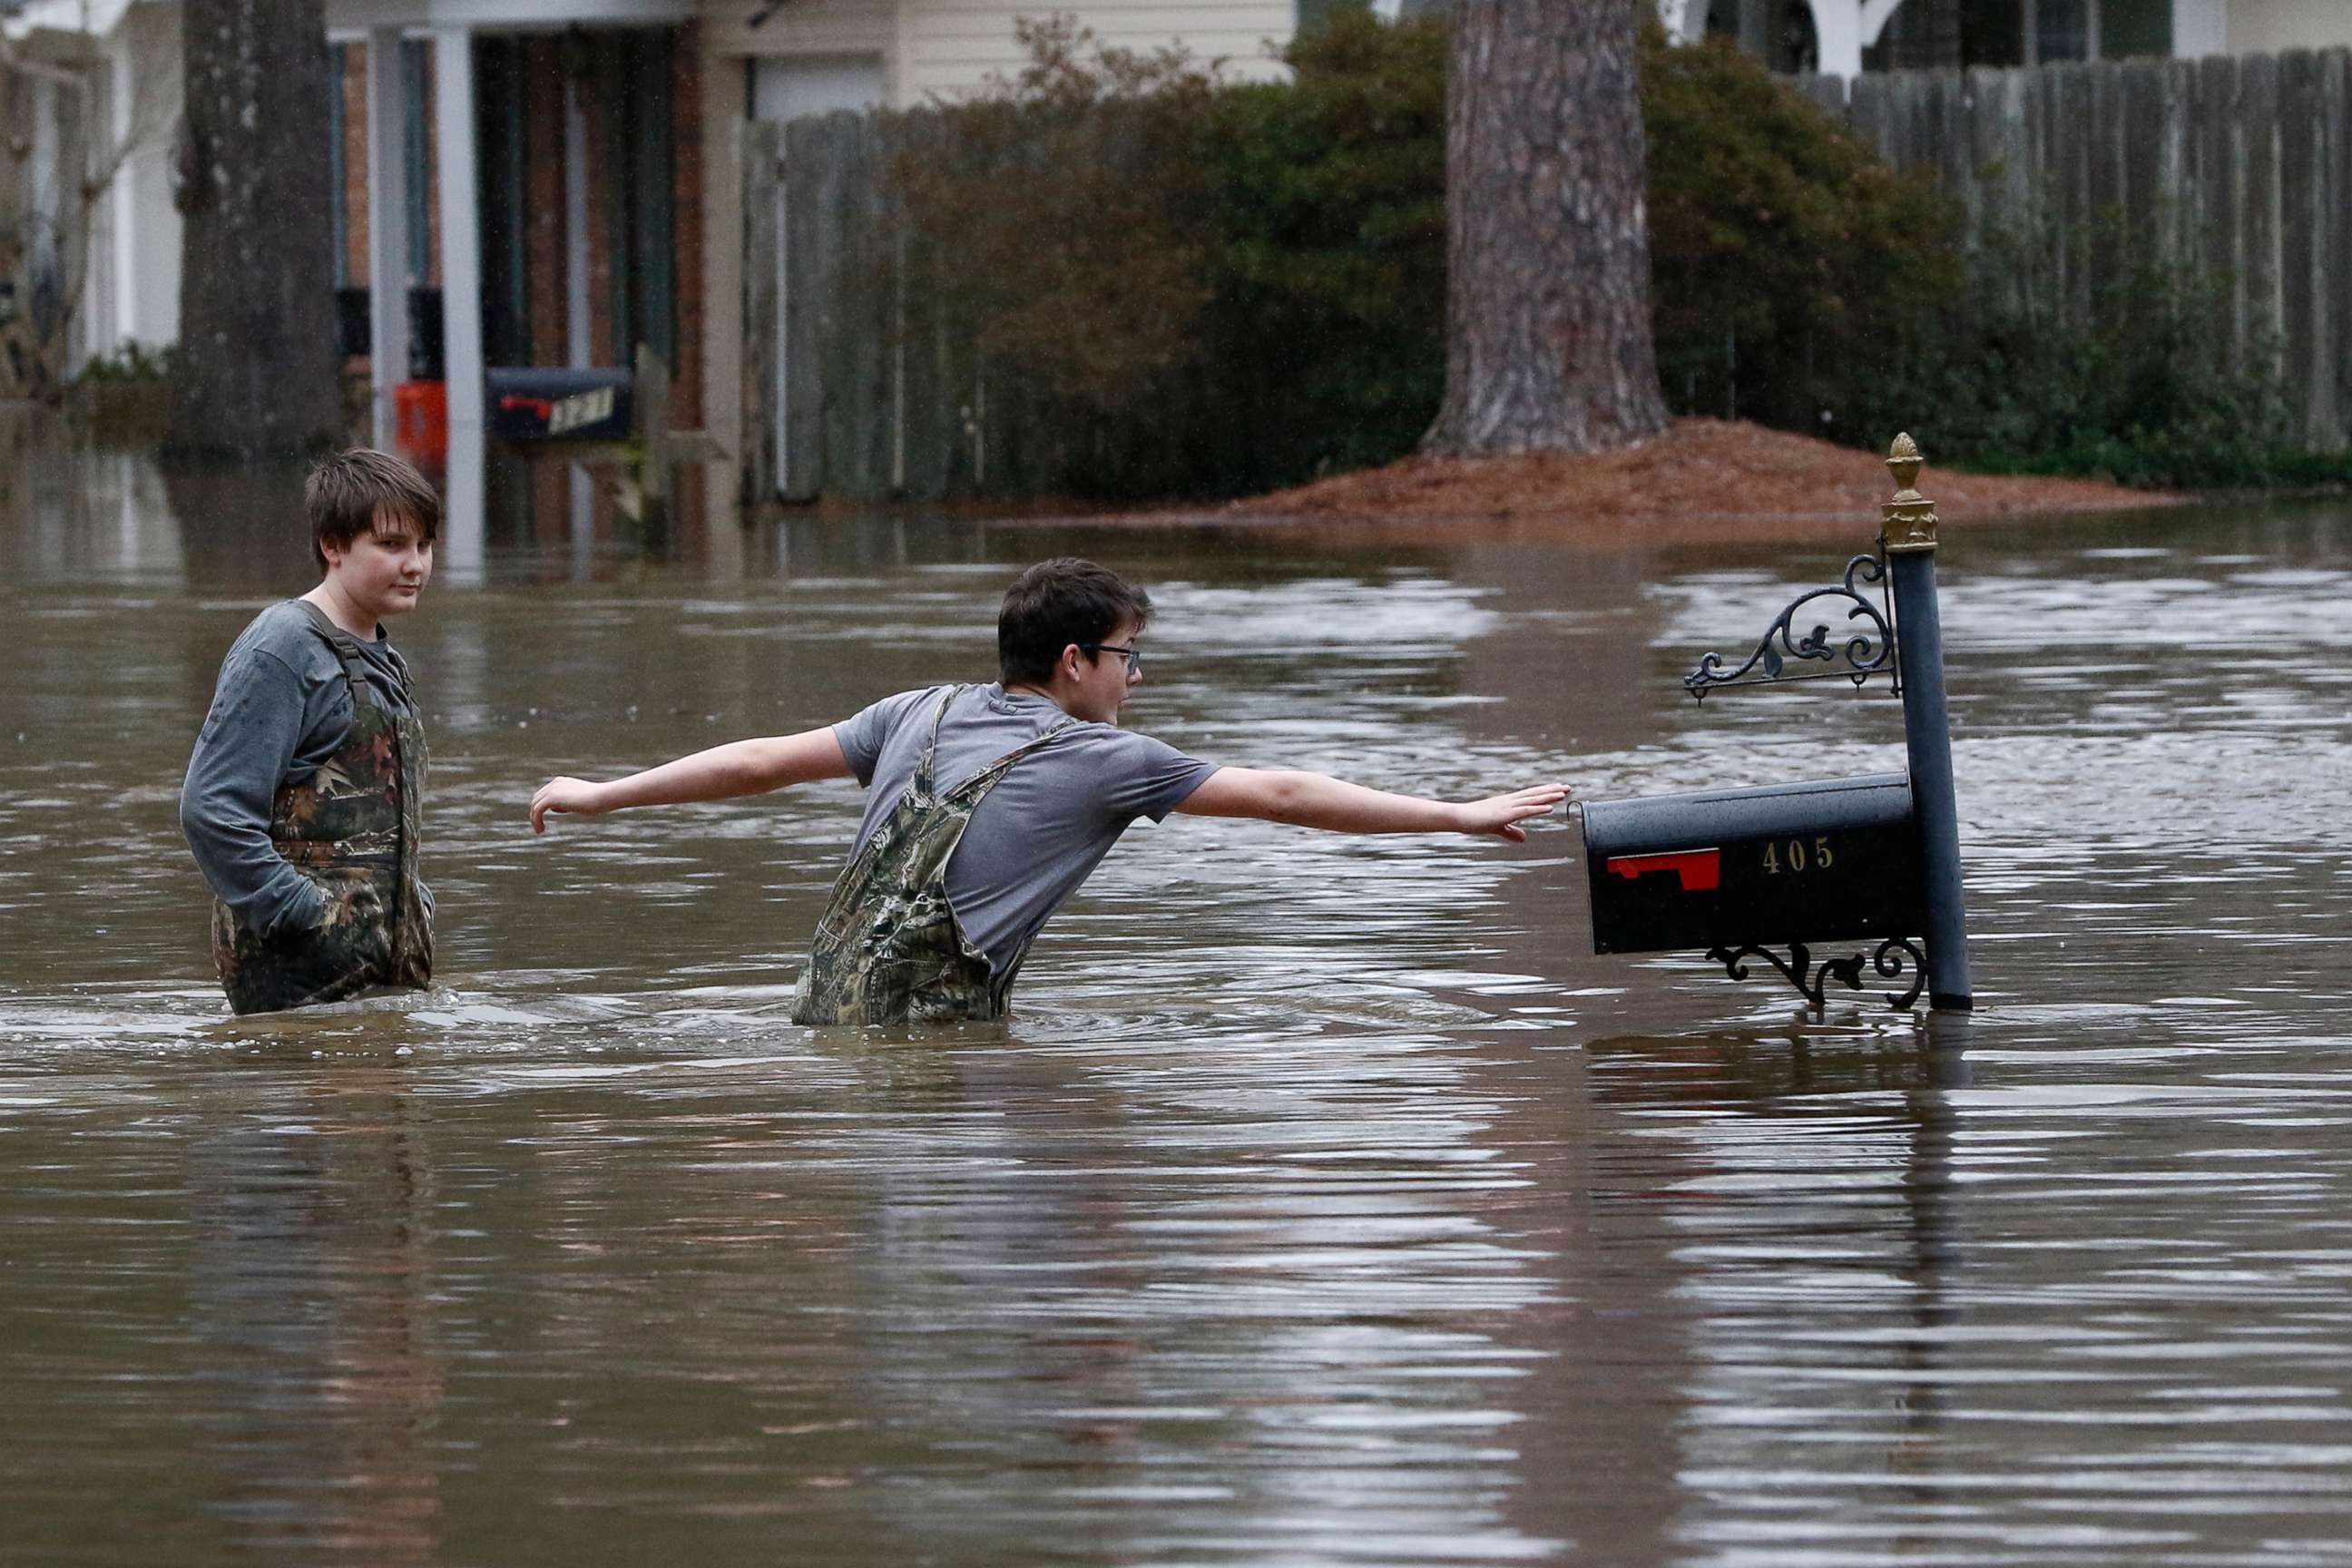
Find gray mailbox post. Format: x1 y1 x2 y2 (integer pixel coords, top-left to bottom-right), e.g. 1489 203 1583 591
1581 435 1973 1014
1881 436 1974 1011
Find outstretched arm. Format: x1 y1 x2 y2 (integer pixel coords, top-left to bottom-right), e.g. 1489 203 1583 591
1174 768 1569 843
530 727 854 833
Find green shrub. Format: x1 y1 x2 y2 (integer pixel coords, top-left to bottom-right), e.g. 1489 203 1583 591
1871 215 2347 488
1642 28 1962 442
889 12 1444 498
1640 31 2343 488
1203 15 1448 487
892 18 1218 424
73 341 181 385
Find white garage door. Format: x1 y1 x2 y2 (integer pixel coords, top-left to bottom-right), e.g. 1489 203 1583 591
753 54 886 122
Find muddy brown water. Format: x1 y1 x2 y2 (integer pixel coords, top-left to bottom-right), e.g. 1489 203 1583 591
5 432 2351 1565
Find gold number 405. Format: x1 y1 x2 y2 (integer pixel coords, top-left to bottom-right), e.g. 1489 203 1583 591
1761 837 1836 875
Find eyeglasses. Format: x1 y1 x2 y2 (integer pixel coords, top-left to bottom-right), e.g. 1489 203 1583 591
1080 642 1143 676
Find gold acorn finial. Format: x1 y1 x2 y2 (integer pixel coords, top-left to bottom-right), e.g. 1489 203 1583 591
1881 432 1938 554
1886 432 1924 494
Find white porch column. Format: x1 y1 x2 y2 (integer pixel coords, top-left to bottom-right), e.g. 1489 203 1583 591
1656 0 1710 44
432 25 484 573
366 27 409 448
1810 0 1866 77
1809 0 1913 79
565 69 593 563
2172 0 2228 58
109 38 138 347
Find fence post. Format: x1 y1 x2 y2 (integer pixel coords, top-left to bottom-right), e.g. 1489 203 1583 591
1882 434 1973 1011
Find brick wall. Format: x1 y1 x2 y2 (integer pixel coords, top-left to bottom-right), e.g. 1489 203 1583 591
335 39 441 290
340 45 368 286
671 20 707 553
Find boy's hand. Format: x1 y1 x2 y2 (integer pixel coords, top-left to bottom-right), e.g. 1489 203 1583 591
530 777 608 834
1456 783 1573 842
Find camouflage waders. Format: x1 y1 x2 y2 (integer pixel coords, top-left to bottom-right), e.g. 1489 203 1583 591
792 687 1076 1025
209 603 434 1015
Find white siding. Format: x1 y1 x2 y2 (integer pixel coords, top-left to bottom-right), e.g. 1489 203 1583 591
897 0 1296 104
2171 0 2230 54
752 54 887 117
702 0 896 62
2225 0 2352 53
111 1 181 352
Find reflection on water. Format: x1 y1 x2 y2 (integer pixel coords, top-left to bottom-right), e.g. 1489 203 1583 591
6 416 2352 1563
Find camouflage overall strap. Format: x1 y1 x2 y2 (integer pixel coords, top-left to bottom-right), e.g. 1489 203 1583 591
909 683 961 798
929 688 1081 805
296 601 415 903
296 600 377 710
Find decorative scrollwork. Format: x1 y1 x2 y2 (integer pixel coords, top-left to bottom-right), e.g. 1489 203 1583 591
1871 936 1927 1010
1684 554 1896 700
1705 937 1928 1012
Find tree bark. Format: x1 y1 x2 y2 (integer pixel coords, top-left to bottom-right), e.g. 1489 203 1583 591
1422 0 1670 458
169 0 343 458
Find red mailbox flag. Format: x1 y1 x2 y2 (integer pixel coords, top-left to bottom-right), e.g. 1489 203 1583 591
1604 849 1721 893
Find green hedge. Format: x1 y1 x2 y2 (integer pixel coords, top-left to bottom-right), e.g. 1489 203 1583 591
1204 15 1448 487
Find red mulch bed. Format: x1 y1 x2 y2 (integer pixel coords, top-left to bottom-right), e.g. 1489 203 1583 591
1031 418 2180 548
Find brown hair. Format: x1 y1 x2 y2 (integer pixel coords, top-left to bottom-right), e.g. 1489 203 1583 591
306 447 443 573
998 559 1152 684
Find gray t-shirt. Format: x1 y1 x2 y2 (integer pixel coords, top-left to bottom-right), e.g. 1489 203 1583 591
181 599 422 939
833 683 1215 975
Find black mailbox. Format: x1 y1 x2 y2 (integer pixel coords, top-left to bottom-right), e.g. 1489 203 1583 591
1583 772 1926 955
486 367 634 444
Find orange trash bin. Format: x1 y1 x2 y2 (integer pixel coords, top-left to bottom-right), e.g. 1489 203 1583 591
393 380 447 461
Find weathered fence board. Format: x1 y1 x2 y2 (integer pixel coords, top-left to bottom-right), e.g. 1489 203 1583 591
740 120 783 504
1741 49 2352 457
2330 52 2352 442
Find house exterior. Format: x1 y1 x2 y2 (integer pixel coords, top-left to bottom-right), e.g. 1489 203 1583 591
2174 0 2352 55
1676 0 2352 74
6 0 1337 534
318 10 712 560
1 0 181 394
707 0 1299 115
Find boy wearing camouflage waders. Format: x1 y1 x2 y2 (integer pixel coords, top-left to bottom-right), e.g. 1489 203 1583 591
528 558 1568 1025
181 449 440 1016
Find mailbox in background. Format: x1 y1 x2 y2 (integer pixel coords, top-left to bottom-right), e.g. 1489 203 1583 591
1583 773 1926 956
486 367 634 444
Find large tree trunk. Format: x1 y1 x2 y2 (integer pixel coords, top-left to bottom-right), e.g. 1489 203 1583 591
169 0 342 458
1422 0 1669 458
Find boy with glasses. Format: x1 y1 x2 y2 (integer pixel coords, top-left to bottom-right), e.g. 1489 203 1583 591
529 557 1566 1024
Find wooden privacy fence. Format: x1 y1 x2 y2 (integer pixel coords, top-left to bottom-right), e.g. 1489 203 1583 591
741 48 2352 503
743 111 1207 505
744 113 1041 507
1794 49 2351 448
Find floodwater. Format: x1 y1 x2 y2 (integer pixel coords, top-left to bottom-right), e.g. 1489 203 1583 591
5 423 2352 1565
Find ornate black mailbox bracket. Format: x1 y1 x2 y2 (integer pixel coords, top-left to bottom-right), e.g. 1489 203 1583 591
1684 550 1900 701
1676 552 1920 1013
1706 938 1927 1013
